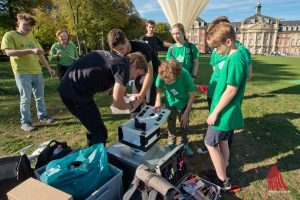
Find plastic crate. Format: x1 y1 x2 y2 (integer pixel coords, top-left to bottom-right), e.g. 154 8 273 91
35 164 123 200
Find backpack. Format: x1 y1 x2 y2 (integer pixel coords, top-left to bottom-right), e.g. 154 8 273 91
0 155 35 200
35 140 72 170
169 42 194 73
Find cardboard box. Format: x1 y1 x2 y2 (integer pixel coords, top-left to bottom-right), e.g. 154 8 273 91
7 178 72 200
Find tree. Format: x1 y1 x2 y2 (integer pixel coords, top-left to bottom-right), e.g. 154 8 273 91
155 22 173 43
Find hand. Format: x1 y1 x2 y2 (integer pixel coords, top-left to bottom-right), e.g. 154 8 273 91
180 112 189 129
56 50 62 56
135 93 144 101
48 68 56 77
153 105 162 113
207 112 218 126
31 48 44 55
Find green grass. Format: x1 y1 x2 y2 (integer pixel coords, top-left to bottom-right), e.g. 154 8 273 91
0 54 300 199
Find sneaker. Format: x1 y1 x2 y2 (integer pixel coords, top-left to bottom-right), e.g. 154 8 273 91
167 143 177 151
221 178 231 191
21 123 36 132
197 146 208 154
39 116 53 123
184 144 194 156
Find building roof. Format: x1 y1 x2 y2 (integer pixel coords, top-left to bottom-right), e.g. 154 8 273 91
243 14 276 24
280 20 300 26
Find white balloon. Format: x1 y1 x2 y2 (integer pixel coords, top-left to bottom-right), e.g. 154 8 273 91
157 0 209 30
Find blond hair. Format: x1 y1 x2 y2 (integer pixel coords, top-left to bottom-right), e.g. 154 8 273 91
206 22 236 48
207 16 230 33
158 60 182 83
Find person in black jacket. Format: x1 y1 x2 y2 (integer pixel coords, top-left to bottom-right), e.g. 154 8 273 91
58 51 148 146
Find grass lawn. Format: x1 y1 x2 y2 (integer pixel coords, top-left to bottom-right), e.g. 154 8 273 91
0 54 299 199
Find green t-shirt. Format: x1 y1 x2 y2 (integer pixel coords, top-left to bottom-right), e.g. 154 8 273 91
48 42 78 66
210 50 248 131
1 31 42 75
207 49 227 98
156 68 195 110
166 41 200 72
207 41 251 98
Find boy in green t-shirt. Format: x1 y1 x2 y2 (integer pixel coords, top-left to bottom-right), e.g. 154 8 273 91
1 13 55 132
154 60 195 156
204 21 248 190
197 16 252 154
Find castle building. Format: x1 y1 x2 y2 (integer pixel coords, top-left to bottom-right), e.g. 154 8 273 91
186 3 300 56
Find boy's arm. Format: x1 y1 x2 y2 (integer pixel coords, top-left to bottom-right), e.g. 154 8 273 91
136 61 153 100
5 48 43 56
181 92 195 128
163 41 172 48
192 58 198 78
37 54 56 77
112 82 142 110
247 64 253 80
153 88 162 112
207 84 237 125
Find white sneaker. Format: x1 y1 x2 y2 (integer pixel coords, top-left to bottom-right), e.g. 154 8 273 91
21 123 36 132
39 116 53 123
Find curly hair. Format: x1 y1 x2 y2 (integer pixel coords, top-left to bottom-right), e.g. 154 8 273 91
158 60 182 83
17 13 36 26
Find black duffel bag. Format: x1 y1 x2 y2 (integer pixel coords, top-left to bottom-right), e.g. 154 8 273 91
35 140 72 170
0 155 35 200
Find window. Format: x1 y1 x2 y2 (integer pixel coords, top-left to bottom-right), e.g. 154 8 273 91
251 19 255 23
194 36 198 44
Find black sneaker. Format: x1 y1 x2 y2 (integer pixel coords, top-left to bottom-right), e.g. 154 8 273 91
221 178 231 191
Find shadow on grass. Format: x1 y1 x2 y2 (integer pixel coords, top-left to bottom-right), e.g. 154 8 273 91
229 112 300 188
270 84 300 95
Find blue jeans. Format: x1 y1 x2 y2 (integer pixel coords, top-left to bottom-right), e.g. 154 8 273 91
15 74 48 124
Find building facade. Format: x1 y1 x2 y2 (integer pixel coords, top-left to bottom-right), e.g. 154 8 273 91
186 3 300 56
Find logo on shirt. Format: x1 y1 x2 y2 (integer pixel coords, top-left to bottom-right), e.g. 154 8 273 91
170 88 178 95
145 41 148 44
176 55 184 63
218 60 225 70
104 51 113 59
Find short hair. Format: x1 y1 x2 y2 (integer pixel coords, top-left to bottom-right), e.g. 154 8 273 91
107 29 127 50
146 20 156 26
206 22 236 48
127 52 148 73
172 23 187 41
17 13 36 26
207 16 230 33
56 29 70 40
158 60 182 83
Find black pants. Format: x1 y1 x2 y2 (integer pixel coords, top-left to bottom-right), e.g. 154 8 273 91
207 96 233 148
60 95 107 146
131 74 157 117
57 64 69 81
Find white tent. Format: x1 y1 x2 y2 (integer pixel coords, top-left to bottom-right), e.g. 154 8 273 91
157 0 209 30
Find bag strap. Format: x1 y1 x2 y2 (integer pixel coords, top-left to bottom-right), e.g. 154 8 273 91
170 45 175 60
123 177 140 200
188 42 194 74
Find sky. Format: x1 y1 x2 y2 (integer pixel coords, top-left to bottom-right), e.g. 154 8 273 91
132 0 300 23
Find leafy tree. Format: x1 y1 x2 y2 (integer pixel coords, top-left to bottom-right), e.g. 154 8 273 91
155 22 173 43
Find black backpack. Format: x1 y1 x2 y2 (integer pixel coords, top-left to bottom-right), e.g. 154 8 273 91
0 155 35 200
35 140 72 170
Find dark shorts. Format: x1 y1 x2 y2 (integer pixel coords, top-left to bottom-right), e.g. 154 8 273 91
204 126 233 147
